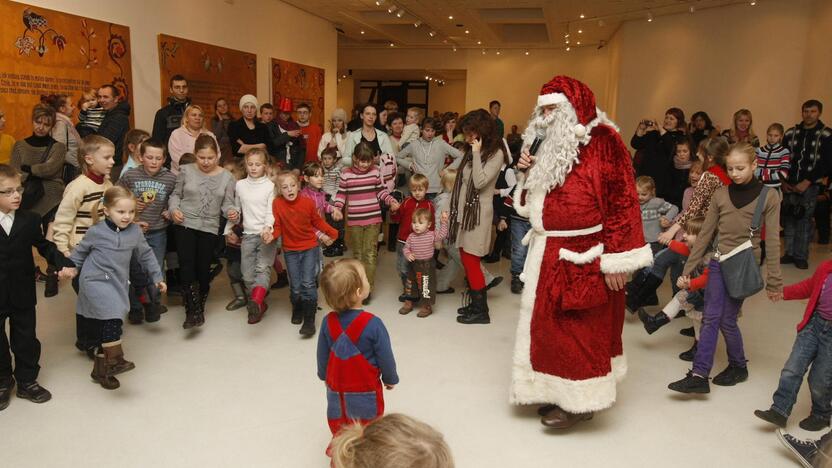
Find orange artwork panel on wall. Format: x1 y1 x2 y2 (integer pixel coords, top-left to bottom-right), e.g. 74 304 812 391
271 58 325 127
0 0 133 139
158 34 256 119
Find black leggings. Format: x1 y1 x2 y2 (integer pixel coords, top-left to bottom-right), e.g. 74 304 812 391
175 226 218 294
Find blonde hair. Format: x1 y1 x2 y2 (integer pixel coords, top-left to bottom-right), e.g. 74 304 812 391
728 141 757 165
331 413 454 468
408 173 429 191
181 105 205 128
275 170 299 189
224 159 246 180
635 176 656 196
321 259 365 313
122 129 150 165
79 134 115 175
244 147 268 164
684 217 704 237
407 107 425 122
412 207 432 224
730 109 757 143
92 186 135 224
440 168 457 193
77 88 97 108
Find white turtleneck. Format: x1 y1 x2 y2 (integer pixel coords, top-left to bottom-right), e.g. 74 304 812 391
234 175 276 234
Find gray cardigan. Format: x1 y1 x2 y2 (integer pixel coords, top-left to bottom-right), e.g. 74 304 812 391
71 221 163 320
168 164 236 234
396 137 463 193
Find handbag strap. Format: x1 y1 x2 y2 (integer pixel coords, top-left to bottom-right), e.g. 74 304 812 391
749 185 770 236
40 139 55 164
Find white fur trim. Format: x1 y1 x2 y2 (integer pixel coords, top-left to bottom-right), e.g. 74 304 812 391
537 92 568 107
559 243 604 265
611 354 627 383
574 123 587 138
600 243 653 274
513 177 531 218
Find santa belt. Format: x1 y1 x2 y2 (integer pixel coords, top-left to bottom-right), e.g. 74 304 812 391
520 224 603 280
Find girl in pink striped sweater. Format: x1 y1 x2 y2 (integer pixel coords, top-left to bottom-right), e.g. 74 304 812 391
400 208 449 317
332 142 400 303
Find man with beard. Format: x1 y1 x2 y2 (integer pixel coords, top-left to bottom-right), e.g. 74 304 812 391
510 76 651 429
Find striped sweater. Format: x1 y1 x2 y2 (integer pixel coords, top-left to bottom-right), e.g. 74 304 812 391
333 166 396 226
404 221 449 260
52 174 112 255
755 144 790 187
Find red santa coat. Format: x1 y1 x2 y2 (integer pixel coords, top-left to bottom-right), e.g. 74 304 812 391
510 124 651 413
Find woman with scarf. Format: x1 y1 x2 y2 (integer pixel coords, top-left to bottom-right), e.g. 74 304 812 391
447 109 508 325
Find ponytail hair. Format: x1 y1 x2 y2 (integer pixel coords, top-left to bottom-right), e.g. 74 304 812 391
92 186 135 224
122 129 150 164
331 414 454 468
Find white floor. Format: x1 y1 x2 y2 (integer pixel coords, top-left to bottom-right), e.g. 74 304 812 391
4 244 831 467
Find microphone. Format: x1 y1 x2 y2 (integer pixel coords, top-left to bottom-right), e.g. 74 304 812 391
520 127 546 173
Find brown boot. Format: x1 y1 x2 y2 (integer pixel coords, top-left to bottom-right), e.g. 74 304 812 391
540 405 593 429
103 342 135 376
416 304 433 318
398 300 414 315
91 353 120 390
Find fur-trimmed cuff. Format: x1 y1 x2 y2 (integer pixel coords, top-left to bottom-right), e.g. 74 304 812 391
611 354 627 383
600 244 653 274
510 368 617 413
513 183 530 218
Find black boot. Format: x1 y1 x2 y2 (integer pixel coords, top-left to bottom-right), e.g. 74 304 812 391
626 273 662 313
181 283 198 329
387 224 399 252
299 301 317 337
226 283 247 311
290 296 303 325
511 273 524 294
44 265 59 298
195 290 208 326
457 289 490 324
679 340 698 362
638 310 671 335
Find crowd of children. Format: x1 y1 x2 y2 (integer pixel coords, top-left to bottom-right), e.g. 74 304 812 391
4 88 832 467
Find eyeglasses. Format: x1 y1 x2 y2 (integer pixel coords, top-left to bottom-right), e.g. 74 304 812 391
0 187 24 197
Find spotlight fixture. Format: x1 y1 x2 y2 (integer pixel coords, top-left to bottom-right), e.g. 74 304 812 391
579 13 585 19
360 30 365 34
524 50 530 55
425 75 429 79
566 46 571 51
477 40 482 45
387 5 396 13
689 5 695 13
389 42 395 47
598 19 605 27
452 46 457 52
647 11 654 22
396 9 404 17
564 33 570 38
750 0 757 5
448 15 453 20
578 29 583 34
576 41 581 45
428 31 436 37
413 21 421 27
464 29 470 34
375 0 384 5
496 50 501 55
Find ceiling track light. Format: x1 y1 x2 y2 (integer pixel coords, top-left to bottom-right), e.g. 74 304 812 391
578 29 583 34
524 50 530 55
476 40 482 45
452 46 457 52
689 5 695 13
375 0 384 5
579 13 585 19
496 50 501 55
413 21 421 27
647 11 654 22
360 30 365 34
389 42 395 47
481 49 486 55
750 0 757 5
566 46 571 51
428 30 436 37
387 5 396 13
396 9 404 18
448 15 453 20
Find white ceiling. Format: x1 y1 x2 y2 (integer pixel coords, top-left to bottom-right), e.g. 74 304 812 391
281 0 765 51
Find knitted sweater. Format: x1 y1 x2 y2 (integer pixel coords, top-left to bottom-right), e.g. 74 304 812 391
404 221 448 260
333 166 396 226
322 165 341 199
392 197 434 243
755 144 790 187
168 165 236 235
301 186 333 240
118 167 177 231
234 176 275 235
783 121 832 184
396 137 463 193
10 136 67 217
684 183 782 291
52 173 112 255
272 195 337 251
71 220 163 320
640 197 679 243
316 309 399 386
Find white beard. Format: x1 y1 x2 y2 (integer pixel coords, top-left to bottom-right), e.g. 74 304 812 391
522 105 582 193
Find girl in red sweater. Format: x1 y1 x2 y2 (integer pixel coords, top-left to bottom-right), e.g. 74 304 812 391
266 171 337 337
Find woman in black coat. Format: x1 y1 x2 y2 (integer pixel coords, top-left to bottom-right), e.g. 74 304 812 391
630 107 687 201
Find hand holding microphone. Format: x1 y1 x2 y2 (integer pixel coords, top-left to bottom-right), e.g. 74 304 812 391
518 127 546 173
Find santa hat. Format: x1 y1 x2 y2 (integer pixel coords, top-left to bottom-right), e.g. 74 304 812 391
536 75 616 141
239 94 258 110
278 97 293 113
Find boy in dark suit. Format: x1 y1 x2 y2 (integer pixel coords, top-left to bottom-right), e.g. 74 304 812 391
0 164 76 410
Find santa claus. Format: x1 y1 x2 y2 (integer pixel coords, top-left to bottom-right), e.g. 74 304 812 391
510 76 651 429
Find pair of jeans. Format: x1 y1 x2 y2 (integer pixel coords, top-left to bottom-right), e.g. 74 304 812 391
241 234 278 291
510 217 531 275
649 247 686 295
346 223 381 288
771 313 832 421
783 184 820 261
174 226 219 294
284 247 321 302
693 260 747 377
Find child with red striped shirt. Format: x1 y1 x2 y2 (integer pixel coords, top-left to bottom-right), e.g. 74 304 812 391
391 174 433 301
266 171 337 337
332 142 400 303
399 209 449 317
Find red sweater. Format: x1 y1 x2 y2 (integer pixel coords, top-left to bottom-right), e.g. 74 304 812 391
301 123 323 164
392 197 434 243
272 195 337 251
668 240 709 291
784 260 832 332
